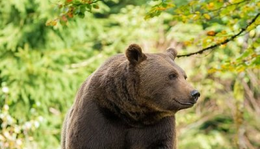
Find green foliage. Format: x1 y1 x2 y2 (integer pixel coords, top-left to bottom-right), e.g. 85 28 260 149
144 0 175 20
146 0 260 70
0 0 259 149
0 0 108 148
46 0 103 26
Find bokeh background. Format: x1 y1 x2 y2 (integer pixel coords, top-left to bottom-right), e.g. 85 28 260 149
0 0 259 148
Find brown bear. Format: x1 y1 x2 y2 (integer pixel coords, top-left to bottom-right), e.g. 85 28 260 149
61 44 200 149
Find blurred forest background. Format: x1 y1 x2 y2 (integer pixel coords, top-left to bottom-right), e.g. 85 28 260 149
0 0 259 148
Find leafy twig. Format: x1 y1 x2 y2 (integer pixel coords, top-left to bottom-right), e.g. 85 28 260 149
177 12 260 58
167 0 250 18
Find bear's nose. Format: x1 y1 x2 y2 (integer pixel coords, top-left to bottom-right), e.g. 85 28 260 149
190 90 200 101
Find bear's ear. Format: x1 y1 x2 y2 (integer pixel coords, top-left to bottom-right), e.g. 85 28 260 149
126 44 147 65
166 48 177 60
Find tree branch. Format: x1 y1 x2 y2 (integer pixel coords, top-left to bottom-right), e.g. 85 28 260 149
177 12 260 58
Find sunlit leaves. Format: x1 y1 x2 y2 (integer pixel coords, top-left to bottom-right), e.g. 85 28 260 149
207 31 217 36
203 13 211 20
145 0 175 20
208 46 260 73
0 104 42 149
146 0 260 73
46 0 101 26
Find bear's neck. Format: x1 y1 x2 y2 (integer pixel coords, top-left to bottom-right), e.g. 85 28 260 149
96 98 175 127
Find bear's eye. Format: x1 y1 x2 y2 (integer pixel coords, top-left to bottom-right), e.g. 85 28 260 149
169 74 177 80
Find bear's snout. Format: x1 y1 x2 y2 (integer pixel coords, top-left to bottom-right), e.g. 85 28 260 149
190 90 200 102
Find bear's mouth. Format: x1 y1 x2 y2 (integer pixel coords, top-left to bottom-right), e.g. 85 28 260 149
173 98 195 106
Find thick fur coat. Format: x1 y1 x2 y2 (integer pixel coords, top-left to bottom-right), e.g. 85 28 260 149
62 44 200 149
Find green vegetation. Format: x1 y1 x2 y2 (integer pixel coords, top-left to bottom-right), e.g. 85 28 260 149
0 0 259 148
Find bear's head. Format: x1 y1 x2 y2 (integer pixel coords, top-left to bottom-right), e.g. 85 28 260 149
92 44 200 126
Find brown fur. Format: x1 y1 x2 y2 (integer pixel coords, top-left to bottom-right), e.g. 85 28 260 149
62 44 199 149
